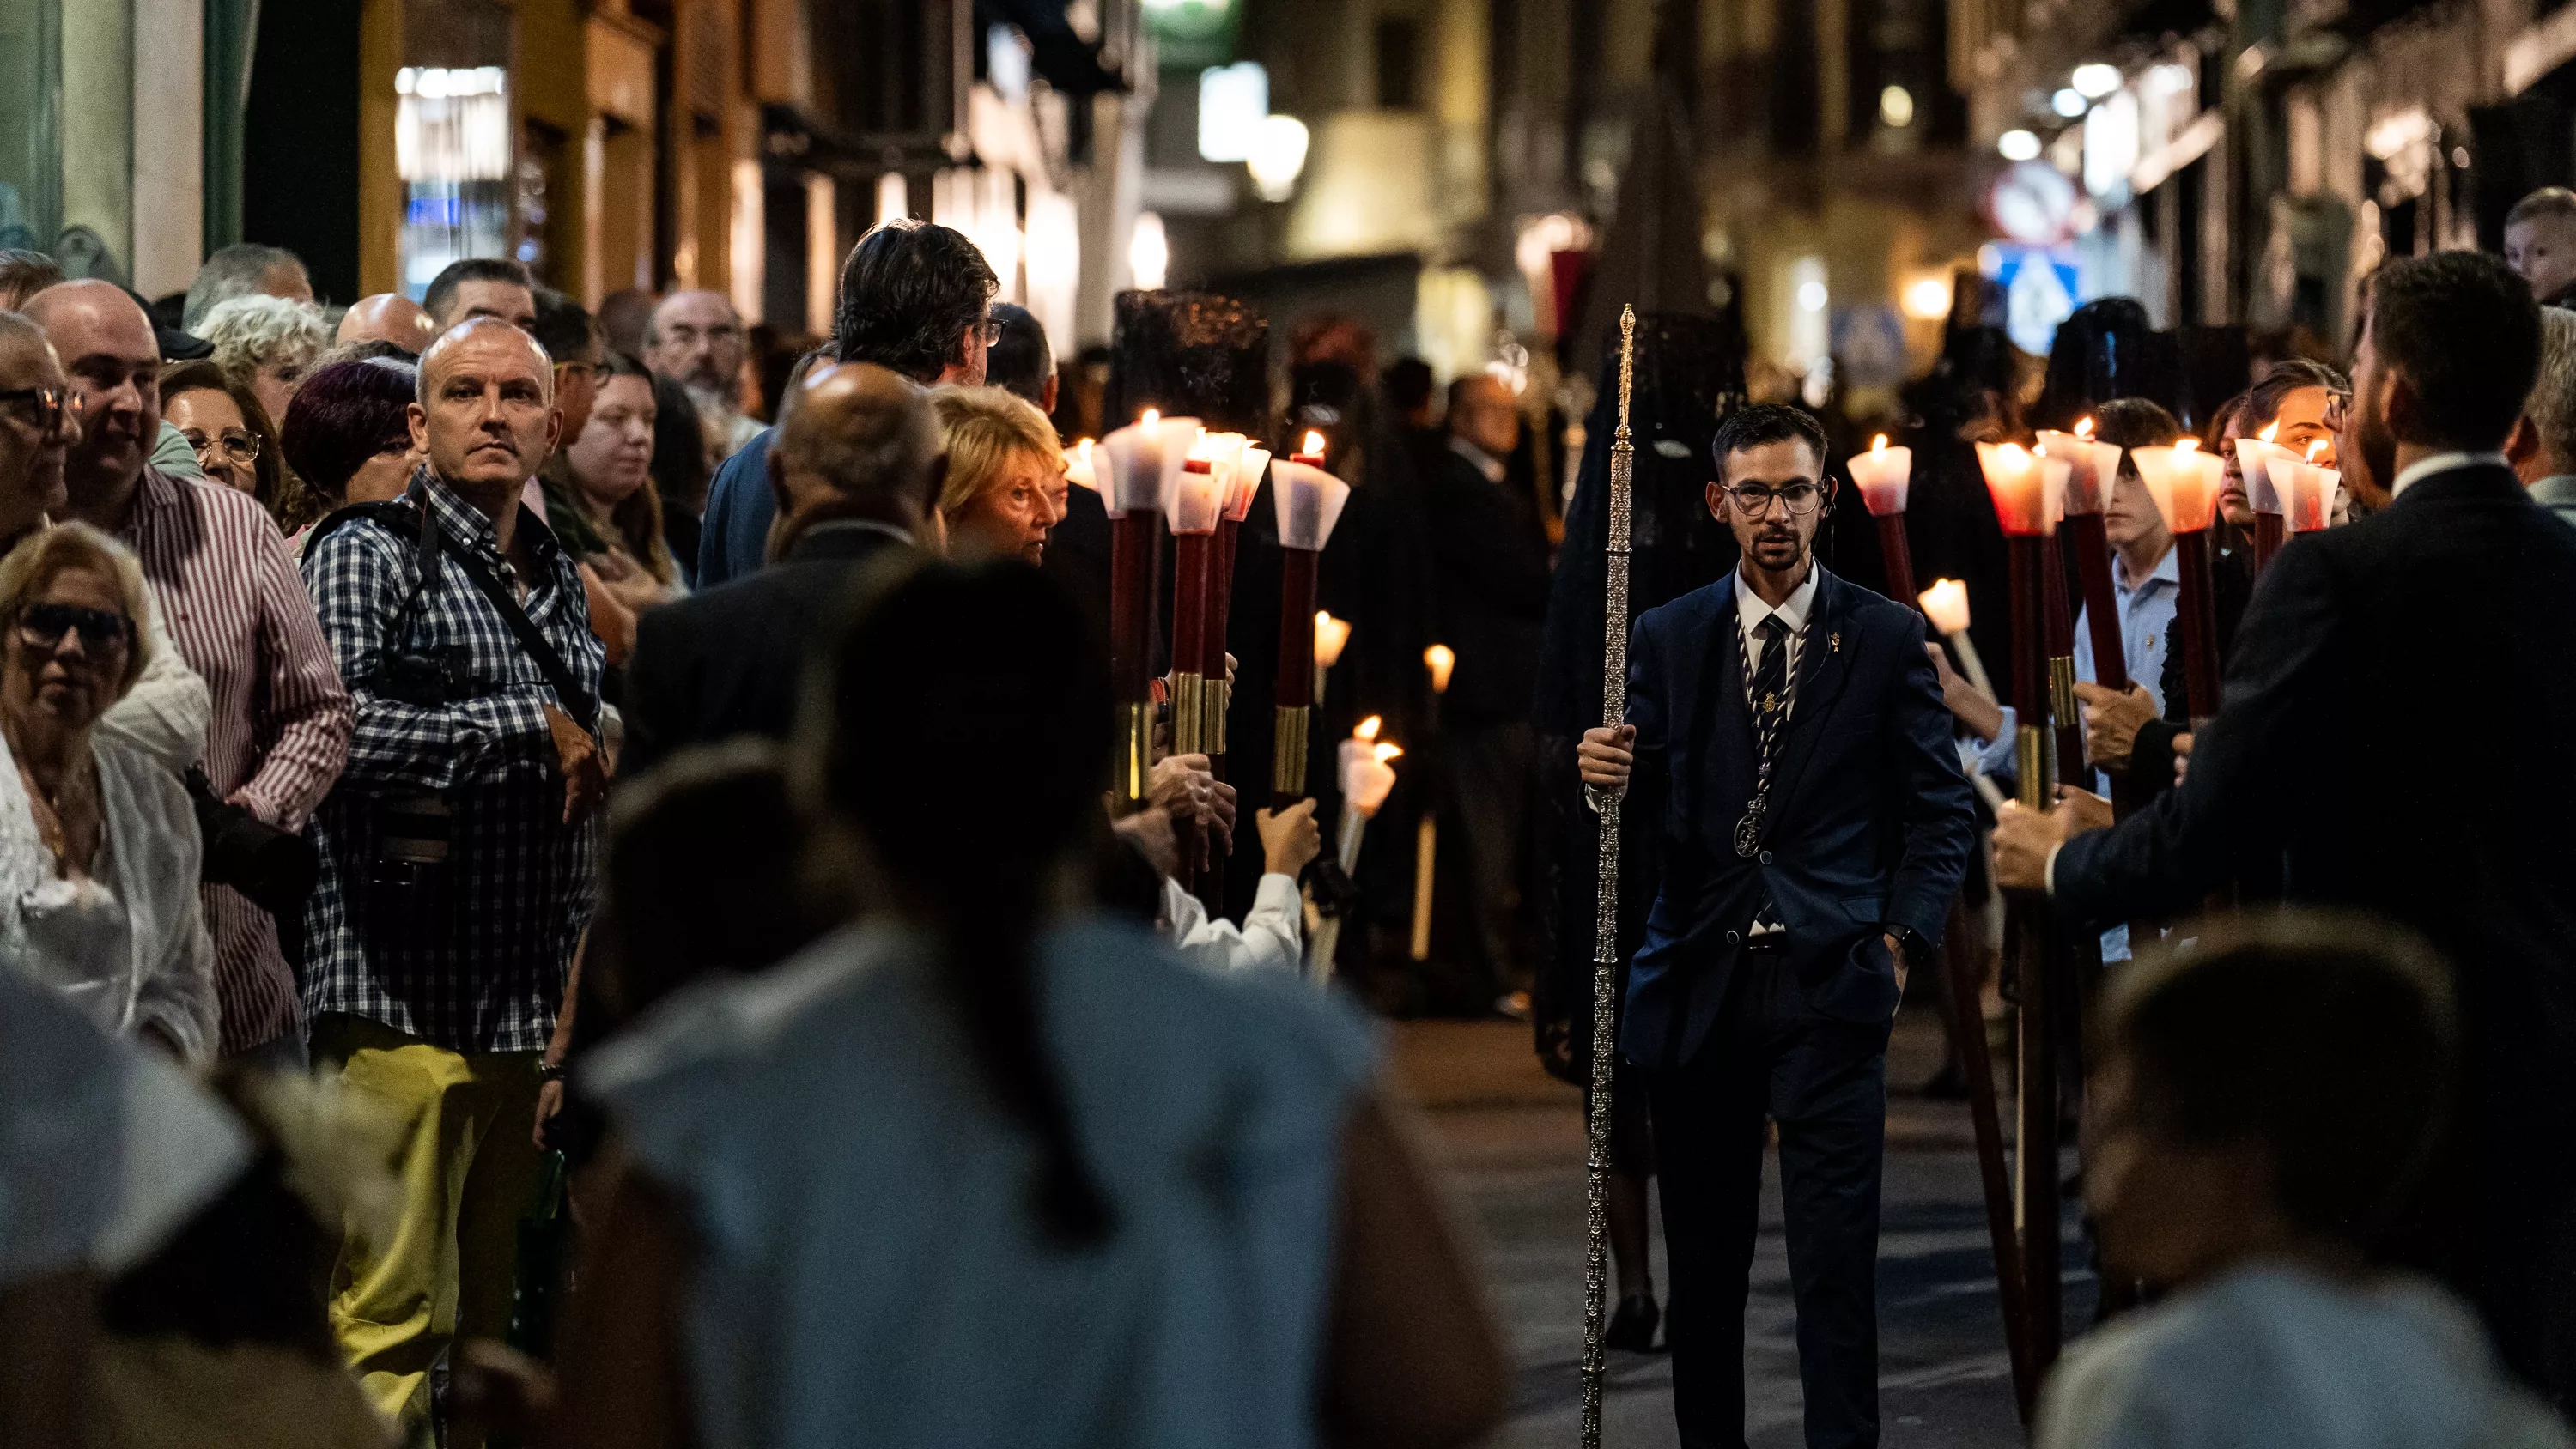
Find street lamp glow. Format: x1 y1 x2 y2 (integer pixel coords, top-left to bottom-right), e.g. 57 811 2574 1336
1880 85 1916 128
1903 275 1953 319
2051 88 2088 118
1796 279 1829 313
2071 63 2123 98
1129 211 1169 291
1997 130 2043 161
1246 113 1310 202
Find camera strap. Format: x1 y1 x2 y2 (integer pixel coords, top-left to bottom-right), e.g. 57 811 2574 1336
312 489 600 737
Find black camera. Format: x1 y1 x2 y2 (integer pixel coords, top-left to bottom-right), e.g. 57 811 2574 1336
367 791 453 939
185 767 319 919
372 646 475 708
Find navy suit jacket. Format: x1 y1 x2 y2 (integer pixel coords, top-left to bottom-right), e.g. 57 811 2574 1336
1620 567 1975 1070
2055 463 2576 1138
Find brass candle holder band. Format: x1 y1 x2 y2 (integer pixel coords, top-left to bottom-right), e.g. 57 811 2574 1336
2014 725 2049 810
1118 700 1153 804
2047 655 2079 727
1170 670 1206 757
1273 704 1311 796
1208 678 1230 754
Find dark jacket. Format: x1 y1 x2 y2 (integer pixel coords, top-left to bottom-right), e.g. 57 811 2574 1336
1620 567 1976 1070
1423 445 1552 727
622 520 911 777
2052 463 2576 1393
695 427 776 590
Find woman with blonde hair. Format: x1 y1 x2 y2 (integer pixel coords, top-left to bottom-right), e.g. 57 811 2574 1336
0 524 216 1059
931 385 1068 563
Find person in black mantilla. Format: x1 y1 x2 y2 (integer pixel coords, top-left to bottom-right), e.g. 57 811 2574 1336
1578 403 1975 1449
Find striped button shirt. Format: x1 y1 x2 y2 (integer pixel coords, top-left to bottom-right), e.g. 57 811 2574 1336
300 472 603 1055
120 466 354 1054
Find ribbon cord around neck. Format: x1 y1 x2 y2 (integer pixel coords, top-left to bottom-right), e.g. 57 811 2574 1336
1732 613 1809 858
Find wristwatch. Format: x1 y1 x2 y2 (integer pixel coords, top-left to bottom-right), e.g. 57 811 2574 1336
536 1059 568 1084
1886 925 1927 962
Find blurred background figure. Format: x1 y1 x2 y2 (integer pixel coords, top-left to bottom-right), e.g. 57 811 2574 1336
179 244 312 335
641 289 761 461
279 357 420 544
196 294 329 442
331 295 434 357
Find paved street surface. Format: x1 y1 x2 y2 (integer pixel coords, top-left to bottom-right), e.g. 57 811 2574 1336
1388 1012 2093 1449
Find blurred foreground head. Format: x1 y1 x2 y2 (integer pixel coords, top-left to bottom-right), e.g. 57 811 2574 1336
765 361 945 557
803 558 1115 1243
2087 911 2456 1288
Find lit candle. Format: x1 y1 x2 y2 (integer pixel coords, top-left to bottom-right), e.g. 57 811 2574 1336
1098 410 1201 518
1065 438 1097 491
2233 422 2295 517
1166 430 1225 536
2040 454 2073 530
1315 612 1352 668
2129 438 2224 534
1291 428 1327 468
1273 453 1353 806
1269 457 1351 553
1425 644 1455 694
1918 579 1971 635
1226 444 1272 523
2035 419 2123 515
2269 443 2342 533
1339 737 1404 817
1974 440 2051 536
1848 434 1913 516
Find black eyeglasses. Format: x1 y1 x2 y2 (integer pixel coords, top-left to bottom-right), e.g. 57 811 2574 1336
1723 481 1826 517
975 318 1003 347
183 428 263 466
18 603 131 652
0 387 80 436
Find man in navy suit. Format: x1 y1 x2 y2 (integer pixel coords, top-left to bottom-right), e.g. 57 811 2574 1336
1581 404 1975 1448
1996 251 2576 1407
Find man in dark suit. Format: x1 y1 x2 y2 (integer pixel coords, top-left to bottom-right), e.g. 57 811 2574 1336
1995 251 2576 1407
1423 371 1553 1009
622 361 940 777
1580 404 1975 1449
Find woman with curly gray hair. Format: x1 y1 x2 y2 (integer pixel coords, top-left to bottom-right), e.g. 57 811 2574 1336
0 524 216 1060
197 294 331 440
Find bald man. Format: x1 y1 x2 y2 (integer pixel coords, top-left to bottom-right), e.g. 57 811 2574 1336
335 294 436 356
296 316 604 1437
25 280 352 1062
621 361 942 776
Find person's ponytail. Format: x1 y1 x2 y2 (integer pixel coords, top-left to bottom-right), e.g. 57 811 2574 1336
813 557 1118 1249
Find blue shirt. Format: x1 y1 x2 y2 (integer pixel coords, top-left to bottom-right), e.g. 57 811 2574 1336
697 427 777 589
1975 541 2180 787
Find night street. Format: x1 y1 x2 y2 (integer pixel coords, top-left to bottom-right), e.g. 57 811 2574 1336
1395 1014 2092 1448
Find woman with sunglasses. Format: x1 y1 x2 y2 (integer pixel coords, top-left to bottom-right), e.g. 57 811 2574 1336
0 524 216 1060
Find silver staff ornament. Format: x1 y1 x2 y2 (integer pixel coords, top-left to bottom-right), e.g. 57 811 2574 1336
1579 304 1638 1449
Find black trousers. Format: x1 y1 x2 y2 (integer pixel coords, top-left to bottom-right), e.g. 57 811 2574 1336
1647 948 1888 1449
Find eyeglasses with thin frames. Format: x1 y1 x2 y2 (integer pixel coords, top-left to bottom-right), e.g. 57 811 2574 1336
1723 481 1826 517
184 428 264 466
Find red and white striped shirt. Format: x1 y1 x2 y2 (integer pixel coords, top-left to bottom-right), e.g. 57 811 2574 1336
122 467 354 1053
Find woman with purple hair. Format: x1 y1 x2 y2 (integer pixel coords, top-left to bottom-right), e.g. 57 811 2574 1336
279 357 420 555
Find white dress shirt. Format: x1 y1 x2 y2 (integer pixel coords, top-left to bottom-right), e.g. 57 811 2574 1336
2389 451 2509 500
1735 562 1819 700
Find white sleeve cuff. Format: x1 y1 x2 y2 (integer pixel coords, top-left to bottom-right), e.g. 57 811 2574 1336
2044 840 2063 898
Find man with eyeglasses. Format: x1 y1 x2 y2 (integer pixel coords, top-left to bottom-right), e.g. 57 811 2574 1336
0 309 210 781
696 220 997 587
644 289 764 459
1576 402 1973 1449
22 282 352 1064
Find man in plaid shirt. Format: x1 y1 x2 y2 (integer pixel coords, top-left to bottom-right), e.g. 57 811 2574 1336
301 317 606 1436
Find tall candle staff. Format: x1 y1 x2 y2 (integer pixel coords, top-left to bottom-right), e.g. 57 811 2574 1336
2035 419 2130 696
2233 422 2295 573
1099 411 1198 803
1410 644 1455 963
2038 455 2083 779
2129 440 2226 728
1578 306 1638 1449
1848 434 1917 603
1270 435 1351 809
1206 439 1270 782
1311 612 1352 705
1973 438 2063 1415
1167 431 1229 763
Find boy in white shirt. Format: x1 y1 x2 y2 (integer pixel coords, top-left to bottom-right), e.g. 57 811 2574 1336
2042 913 2569 1449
